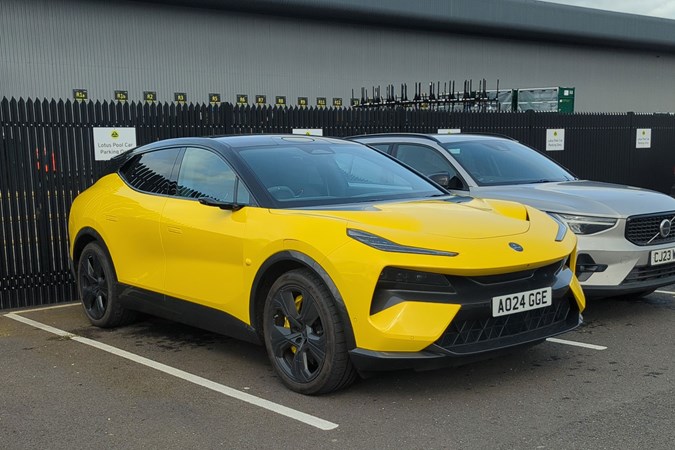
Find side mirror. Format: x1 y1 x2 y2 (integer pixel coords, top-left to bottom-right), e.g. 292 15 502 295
429 172 450 188
428 172 465 190
198 197 244 211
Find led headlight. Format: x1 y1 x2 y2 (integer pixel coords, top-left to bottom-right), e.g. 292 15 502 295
549 213 617 235
347 229 458 256
547 213 569 241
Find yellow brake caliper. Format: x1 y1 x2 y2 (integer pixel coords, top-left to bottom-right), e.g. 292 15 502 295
284 294 303 354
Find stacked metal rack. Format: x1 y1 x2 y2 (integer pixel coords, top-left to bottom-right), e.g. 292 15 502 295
352 79 503 111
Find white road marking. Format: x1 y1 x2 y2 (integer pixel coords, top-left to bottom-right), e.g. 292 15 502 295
654 290 675 295
546 337 607 350
8 302 80 314
4 312 339 431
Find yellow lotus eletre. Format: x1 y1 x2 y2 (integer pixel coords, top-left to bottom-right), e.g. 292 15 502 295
69 135 585 394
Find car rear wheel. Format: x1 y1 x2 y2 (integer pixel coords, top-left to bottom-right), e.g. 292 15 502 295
263 268 357 394
77 242 135 328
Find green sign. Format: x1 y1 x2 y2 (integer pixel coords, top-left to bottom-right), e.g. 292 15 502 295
237 94 248 105
73 89 88 101
114 90 128 102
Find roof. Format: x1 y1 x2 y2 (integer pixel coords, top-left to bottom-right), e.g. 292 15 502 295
130 0 675 52
349 133 512 143
128 135 348 152
213 134 348 147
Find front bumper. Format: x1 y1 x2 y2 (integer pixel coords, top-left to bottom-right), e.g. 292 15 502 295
349 260 583 372
350 307 581 373
575 239 675 297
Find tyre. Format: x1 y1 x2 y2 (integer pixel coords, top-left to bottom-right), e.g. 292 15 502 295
77 241 136 328
263 268 357 394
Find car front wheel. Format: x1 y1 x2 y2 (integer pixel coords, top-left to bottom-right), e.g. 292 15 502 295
263 268 356 394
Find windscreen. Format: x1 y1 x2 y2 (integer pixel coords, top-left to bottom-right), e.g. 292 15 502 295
441 139 575 186
238 143 444 207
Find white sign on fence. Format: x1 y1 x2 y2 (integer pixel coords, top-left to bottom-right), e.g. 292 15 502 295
92 127 137 160
292 128 323 136
636 128 652 148
437 128 462 134
545 129 565 151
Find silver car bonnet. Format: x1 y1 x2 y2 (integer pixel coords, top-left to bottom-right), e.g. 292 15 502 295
471 180 675 218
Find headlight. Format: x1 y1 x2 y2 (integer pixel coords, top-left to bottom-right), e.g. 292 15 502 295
547 214 569 241
549 213 617 235
347 229 458 257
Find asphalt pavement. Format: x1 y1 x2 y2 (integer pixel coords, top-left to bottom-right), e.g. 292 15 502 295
1 289 673 449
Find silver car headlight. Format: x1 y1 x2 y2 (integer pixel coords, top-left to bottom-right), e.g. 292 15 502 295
549 213 617 235
347 229 458 256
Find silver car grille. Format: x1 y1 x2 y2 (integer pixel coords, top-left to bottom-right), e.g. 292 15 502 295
625 212 675 246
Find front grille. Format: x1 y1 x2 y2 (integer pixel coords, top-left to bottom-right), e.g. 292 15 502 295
466 259 566 285
625 212 675 246
436 296 575 354
622 261 675 284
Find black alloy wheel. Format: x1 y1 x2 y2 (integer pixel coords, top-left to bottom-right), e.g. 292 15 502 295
263 268 356 394
77 242 135 328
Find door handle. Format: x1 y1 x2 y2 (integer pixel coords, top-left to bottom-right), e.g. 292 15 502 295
167 226 183 234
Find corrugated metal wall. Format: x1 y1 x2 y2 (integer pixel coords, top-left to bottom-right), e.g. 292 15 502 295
2 0 674 112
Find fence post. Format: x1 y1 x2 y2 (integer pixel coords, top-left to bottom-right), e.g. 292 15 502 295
525 109 535 146
626 111 635 187
224 102 233 135
395 106 405 133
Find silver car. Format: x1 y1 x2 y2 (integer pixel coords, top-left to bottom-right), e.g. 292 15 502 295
349 133 675 297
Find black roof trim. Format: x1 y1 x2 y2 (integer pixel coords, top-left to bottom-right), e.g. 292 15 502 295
347 132 517 142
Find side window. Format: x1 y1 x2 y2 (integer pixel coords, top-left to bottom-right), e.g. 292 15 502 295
176 147 251 204
395 144 459 178
334 153 410 187
120 148 180 195
368 143 392 153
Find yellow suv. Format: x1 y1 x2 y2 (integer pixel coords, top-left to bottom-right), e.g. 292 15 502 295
69 135 584 394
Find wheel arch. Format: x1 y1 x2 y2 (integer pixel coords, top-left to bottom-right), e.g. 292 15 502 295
249 250 356 350
72 227 116 278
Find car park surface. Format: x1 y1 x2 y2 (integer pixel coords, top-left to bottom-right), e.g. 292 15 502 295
349 133 675 298
1 289 673 449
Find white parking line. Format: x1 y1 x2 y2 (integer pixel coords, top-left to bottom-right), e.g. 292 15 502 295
654 290 675 295
9 302 80 314
546 337 607 350
4 312 339 431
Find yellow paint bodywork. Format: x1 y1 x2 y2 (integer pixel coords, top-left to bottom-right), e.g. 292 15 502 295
69 174 585 353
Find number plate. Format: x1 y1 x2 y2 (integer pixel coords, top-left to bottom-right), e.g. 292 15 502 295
492 287 552 317
650 247 675 266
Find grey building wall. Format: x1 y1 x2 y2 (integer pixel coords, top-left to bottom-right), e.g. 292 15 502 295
1 0 674 112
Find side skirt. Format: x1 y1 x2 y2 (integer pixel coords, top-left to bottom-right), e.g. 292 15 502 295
116 283 261 345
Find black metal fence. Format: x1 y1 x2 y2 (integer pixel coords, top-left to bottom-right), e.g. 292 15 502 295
1 97 674 309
